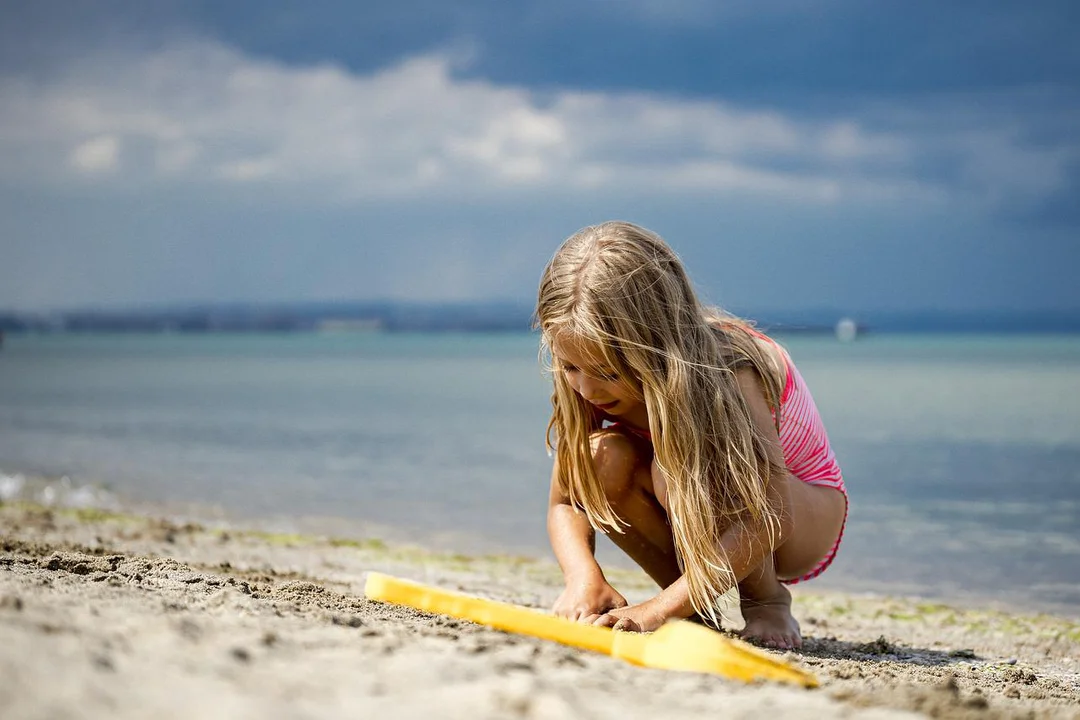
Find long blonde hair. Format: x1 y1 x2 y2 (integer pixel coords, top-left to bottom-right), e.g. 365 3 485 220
535 221 787 624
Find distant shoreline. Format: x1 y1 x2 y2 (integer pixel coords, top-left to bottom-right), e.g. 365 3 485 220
3 302 1079 335
3 323 1080 337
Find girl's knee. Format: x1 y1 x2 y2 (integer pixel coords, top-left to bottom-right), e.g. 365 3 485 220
589 430 644 504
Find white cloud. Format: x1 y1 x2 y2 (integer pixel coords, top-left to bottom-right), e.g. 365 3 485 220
70 134 120 173
0 39 1071 211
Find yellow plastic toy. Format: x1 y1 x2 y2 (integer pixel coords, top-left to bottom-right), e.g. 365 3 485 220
364 572 817 688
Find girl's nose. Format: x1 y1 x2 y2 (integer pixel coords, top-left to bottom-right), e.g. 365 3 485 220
576 374 602 400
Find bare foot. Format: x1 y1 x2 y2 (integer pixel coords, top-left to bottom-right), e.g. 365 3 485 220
739 583 802 650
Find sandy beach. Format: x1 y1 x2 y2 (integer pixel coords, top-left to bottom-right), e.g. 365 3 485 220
1 502 1078 719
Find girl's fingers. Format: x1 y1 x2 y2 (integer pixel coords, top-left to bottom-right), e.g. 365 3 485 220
591 613 617 627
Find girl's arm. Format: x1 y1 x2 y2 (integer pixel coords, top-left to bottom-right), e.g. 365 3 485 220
733 365 797 550
547 459 628 619
547 459 600 579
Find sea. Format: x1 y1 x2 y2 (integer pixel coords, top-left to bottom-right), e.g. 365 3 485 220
1 331 1078 617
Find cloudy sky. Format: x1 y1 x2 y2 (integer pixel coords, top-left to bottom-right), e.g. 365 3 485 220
1 0 1077 316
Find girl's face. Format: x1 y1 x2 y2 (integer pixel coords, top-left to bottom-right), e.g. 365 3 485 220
551 333 644 420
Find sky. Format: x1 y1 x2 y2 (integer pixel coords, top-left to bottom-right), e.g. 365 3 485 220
1 0 1078 317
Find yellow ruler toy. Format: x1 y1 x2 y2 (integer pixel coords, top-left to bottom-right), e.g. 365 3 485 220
364 572 817 687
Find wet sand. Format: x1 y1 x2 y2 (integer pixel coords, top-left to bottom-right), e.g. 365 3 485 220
1 502 1078 719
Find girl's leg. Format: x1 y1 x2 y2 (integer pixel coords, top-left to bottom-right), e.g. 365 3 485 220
649 458 845 648
592 429 846 648
772 476 848 581
736 556 799 649
738 476 847 649
589 430 681 589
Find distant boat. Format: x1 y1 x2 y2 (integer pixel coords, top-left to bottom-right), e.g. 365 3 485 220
834 317 858 342
315 318 384 333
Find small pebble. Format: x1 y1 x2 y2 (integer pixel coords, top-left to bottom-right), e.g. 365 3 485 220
91 653 115 672
177 618 202 641
0 596 24 611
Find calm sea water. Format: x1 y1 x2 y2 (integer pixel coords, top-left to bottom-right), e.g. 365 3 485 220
1 332 1078 616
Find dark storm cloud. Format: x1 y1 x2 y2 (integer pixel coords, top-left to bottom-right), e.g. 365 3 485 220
0 1 1076 313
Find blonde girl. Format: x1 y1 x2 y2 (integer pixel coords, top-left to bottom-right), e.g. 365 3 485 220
536 221 848 649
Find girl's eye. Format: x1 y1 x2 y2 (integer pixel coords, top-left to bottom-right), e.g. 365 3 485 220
560 363 617 382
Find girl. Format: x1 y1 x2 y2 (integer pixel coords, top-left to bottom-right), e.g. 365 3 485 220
536 221 848 650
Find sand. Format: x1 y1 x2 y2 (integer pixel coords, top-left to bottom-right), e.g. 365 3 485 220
1 502 1078 719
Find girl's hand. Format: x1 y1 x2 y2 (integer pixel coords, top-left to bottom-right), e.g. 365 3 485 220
552 576 628 622
590 599 668 633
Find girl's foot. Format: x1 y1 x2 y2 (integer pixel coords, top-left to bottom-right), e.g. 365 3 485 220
739 583 801 650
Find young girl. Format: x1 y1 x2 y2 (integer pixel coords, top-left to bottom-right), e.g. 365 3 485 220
536 221 848 650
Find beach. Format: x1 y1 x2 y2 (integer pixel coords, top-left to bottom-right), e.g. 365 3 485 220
1 501 1078 719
